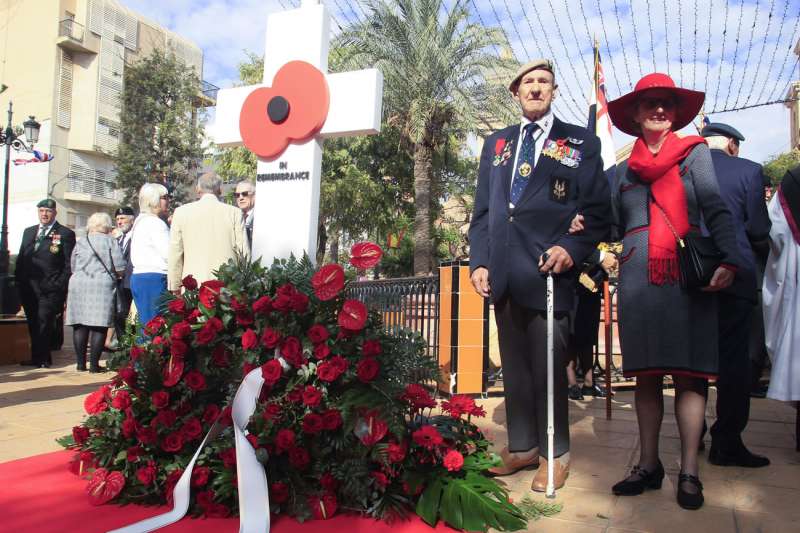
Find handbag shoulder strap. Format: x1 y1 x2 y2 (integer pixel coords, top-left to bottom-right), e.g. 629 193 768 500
86 235 117 281
651 199 685 247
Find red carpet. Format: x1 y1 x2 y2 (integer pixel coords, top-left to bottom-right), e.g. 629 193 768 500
0 451 455 533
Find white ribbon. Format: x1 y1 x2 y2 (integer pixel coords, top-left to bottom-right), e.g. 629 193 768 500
109 367 271 533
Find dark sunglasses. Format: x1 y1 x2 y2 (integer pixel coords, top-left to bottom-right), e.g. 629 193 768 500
639 97 676 110
233 191 252 198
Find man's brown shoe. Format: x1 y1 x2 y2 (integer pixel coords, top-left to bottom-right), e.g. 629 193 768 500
531 457 569 492
488 447 539 476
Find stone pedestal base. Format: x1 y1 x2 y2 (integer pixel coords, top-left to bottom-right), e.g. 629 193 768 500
0 317 30 365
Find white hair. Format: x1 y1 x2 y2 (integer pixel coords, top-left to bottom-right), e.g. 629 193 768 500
138 183 169 214
235 180 255 193
704 135 731 151
196 172 222 194
87 212 113 233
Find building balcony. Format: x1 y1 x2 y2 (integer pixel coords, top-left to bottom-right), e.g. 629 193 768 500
195 80 219 108
56 20 98 55
63 175 118 206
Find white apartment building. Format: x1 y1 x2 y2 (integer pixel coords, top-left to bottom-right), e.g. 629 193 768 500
0 0 215 250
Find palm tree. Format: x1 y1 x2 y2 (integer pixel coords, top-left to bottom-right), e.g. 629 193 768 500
336 0 515 275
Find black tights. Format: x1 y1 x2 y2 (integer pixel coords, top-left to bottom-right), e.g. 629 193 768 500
73 325 107 370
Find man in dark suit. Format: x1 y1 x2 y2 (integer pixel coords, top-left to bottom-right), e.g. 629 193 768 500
113 206 135 341
15 199 76 368
701 123 771 467
468 59 611 491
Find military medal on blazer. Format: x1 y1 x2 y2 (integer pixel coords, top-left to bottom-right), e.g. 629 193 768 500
542 138 583 168
493 137 514 166
49 233 61 254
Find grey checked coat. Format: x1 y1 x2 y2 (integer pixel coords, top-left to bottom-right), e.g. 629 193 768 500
66 233 126 328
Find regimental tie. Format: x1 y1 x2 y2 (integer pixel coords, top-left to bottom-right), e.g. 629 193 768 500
510 123 543 206
34 226 47 251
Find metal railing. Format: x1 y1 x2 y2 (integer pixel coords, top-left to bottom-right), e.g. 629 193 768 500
348 275 439 359
59 19 84 42
201 80 219 101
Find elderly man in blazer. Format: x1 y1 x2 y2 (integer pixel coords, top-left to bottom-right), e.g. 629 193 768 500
468 59 611 491
16 199 76 368
168 172 248 291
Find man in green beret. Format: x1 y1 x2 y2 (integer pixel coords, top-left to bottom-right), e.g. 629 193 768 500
15 199 76 368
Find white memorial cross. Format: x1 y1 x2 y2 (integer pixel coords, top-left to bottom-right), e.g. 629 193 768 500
214 0 383 265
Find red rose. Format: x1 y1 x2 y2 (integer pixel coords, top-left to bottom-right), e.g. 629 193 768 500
220 406 232 426
236 310 254 326
182 275 198 290
230 296 248 312
72 426 90 445
181 417 203 440
273 293 292 313
118 365 137 386
198 280 225 309
302 413 324 434
330 355 349 373
301 385 322 407
338 300 368 331
261 328 282 349
350 242 383 269
275 429 295 452
311 264 345 301
136 462 157 485
262 402 281 422
288 447 310 470
253 295 273 314
151 390 170 409
307 324 330 344
316 361 339 382
126 445 143 462
191 466 210 488
276 283 296 297
443 449 464 472
270 482 289 503
241 329 258 350
287 386 303 403
211 345 230 367
184 370 207 391
168 298 186 315
87 468 125 506
84 385 111 415
243 361 258 377
170 339 189 358
137 426 157 445
321 409 342 431
412 425 443 450
291 292 309 313
280 336 305 367
186 309 201 323
356 358 380 383
362 339 382 357
195 323 217 345
130 345 144 360
308 493 338 520
208 316 223 332
163 357 184 387
220 447 237 469
144 316 166 336
261 359 283 386
202 404 221 424
246 433 259 449
387 442 406 463
171 321 192 340
154 409 177 428
111 390 131 410
313 344 330 360
121 417 136 438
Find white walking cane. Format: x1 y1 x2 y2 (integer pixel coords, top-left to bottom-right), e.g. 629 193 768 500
545 269 556 498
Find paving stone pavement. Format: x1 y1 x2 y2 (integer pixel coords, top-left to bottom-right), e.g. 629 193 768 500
1 339 797 533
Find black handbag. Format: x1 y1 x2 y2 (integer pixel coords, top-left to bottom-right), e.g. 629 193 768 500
86 235 126 317
653 202 722 290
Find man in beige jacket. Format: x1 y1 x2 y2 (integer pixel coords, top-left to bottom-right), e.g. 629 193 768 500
168 172 248 291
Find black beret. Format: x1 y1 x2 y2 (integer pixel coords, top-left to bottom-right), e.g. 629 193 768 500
115 206 135 217
37 199 56 209
701 122 745 141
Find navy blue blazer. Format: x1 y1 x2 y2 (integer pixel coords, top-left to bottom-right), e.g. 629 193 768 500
709 149 771 303
468 117 611 312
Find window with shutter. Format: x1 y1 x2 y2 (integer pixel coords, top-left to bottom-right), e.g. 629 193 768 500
57 50 73 129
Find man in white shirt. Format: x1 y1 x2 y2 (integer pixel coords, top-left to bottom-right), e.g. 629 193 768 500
112 206 135 339
168 173 247 291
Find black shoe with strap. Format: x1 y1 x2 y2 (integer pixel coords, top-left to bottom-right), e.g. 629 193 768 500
612 461 665 496
677 473 704 510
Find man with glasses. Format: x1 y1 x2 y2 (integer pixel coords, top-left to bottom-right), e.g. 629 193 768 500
234 181 256 248
700 122 772 468
15 199 76 368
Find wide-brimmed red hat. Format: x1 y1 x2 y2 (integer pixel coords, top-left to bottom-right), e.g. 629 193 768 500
607 73 705 137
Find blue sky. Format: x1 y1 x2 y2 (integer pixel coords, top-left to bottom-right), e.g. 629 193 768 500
122 0 800 164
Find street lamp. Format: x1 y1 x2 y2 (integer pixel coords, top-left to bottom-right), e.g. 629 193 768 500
1 101 40 313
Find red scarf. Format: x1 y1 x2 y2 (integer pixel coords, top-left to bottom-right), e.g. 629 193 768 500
628 132 706 285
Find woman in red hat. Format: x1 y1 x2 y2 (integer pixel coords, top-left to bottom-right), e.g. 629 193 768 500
607 73 740 510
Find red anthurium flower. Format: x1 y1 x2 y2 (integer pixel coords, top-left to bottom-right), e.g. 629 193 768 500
239 60 330 159
309 493 338 520
311 264 345 301
87 468 125 506
162 357 185 388
338 300 368 331
353 411 388 447
349 242 383 269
